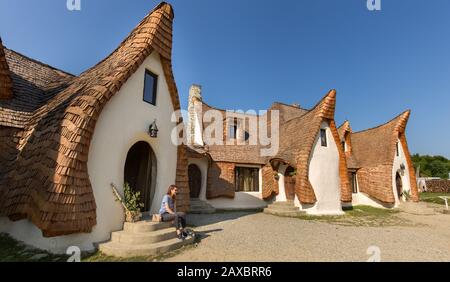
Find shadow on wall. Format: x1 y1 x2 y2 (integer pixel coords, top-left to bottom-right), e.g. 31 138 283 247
206 162 235 199
186 211 258 228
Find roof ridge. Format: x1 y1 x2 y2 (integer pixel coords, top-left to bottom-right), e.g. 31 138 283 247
279 89 336 125
271 101 309 112
338 120 352 132
4 47 76 78
352 110 411 135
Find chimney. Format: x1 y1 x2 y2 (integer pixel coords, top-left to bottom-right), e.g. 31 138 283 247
187 84 203 146
189 84 202 102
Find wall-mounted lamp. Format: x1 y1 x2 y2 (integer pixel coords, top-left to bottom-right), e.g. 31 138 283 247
400 163 406 171
149 119 159 138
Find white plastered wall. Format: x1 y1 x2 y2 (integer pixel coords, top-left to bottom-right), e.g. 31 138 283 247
391 138 411 206
295 121 343 215
0 52 178 253
276 164 288 202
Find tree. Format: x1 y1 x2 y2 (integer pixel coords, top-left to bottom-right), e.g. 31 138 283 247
412 154 450 179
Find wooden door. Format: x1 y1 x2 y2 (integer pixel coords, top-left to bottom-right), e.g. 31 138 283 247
284 166 296 200
188 164 202 198
124 141 156 212
396 173 403 199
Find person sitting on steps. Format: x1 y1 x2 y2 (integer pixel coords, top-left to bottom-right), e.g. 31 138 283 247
159 185 187 240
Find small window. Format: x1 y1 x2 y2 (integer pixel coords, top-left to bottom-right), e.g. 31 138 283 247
350 172 358 193
396 142 399 157
244 131 250 142
320 129 327 147
341 141 345 152
143 70 158 105
228 118 238 139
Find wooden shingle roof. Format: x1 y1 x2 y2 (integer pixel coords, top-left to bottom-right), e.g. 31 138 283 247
198 97 313 165
337 120 359 169
0 48 75 128
0 2 180 237
350 110 411 169
0 38 13 100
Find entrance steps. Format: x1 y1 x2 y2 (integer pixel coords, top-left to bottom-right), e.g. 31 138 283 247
99 220 194 258
263 201 306 217
189 198 216 214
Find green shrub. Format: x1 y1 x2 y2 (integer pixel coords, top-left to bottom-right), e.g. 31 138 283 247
123 182 144 212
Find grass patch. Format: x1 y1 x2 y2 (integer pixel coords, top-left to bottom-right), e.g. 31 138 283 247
82 243 197 262
0 232 200 262
345 205 399 216
420 192 450 206
0 233 69 262
291 205 408 227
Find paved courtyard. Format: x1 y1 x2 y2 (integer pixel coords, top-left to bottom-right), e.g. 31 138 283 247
164 210 450 262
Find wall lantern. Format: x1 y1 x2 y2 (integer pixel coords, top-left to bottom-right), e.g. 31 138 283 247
149 119 159 138
399 163 406 176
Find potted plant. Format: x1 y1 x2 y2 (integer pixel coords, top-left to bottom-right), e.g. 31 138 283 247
111 182 145 222
402 189 411 202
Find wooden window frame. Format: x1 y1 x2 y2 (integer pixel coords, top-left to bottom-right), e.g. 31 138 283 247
320 128 327 147
143 69 158 106
396 142 399 157
235 166 260 192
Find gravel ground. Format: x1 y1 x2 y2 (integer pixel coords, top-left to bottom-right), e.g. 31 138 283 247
164 211 450 262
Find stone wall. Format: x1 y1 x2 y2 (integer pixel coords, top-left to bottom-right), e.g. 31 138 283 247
425 179 450 193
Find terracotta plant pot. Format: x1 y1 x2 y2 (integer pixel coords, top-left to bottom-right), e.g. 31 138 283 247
125 210 142 222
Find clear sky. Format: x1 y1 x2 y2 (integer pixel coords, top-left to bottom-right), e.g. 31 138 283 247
1 0 449 158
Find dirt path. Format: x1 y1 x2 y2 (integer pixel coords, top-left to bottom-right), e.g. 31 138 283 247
164 211 450 262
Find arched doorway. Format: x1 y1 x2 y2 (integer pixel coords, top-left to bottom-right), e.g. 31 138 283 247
188 164 202 198
124 141 157 212
396 172 403 201
284 166 296 201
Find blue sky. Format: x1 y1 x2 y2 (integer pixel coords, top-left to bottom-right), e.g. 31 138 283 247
1 0 449 158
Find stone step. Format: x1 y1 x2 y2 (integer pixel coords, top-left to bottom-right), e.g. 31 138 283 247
123 221 173 233
263 208 306 217
266 204 299 211
270 201 295 207
190 203 213 208
111 228 177 244
99 236 195 258
188 199 216 214
189 208 216 214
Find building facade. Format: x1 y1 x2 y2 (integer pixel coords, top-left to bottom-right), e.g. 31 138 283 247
185 84 419 214
0 2 189 252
